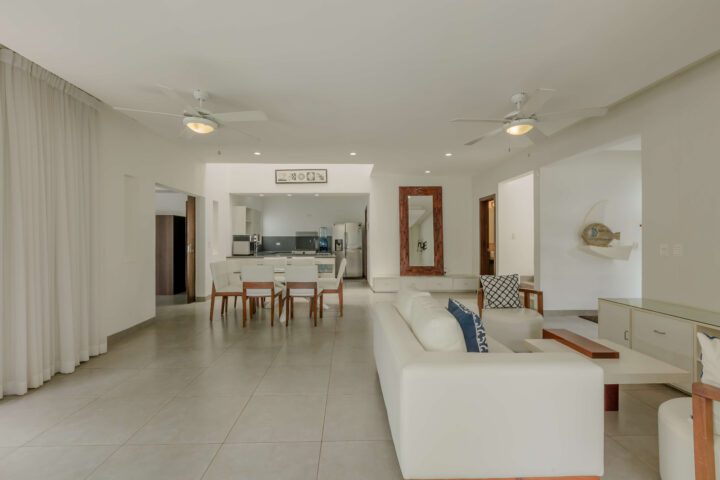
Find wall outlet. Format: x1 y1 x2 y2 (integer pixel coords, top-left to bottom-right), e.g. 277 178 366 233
672 244 683 256
659 244 670 256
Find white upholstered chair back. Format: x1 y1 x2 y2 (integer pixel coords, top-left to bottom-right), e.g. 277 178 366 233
242 266 275 296
210 261 230 291
290 257 315 266
285 266 318 297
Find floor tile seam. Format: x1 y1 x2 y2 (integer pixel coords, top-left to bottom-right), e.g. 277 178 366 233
215 346 281 447
19 394 103 447
315 321 337 480
611 435 661 473
75 443 124 480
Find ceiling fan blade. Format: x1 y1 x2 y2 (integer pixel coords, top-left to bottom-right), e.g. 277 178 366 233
451 118 505 124
222 123 261 142
526 127 547 144
464 127 504 146
113 107 184 118
213 110 268 122
157 84 189 106
535 107 608 122
519 88 555 116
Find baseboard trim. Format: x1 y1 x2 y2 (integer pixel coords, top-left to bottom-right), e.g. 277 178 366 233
107 316 156 346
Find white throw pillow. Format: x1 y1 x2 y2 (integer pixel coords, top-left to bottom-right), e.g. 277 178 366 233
394 286 431 322
697 332 720 434
408 296 465 352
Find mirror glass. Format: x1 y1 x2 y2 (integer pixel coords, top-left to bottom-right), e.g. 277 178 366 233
407 195 435 266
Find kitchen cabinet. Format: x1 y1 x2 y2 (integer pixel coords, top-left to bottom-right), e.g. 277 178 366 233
232 206 262 235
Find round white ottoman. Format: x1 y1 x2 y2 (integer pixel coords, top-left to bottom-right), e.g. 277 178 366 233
659 397 720 479
481 308 543 352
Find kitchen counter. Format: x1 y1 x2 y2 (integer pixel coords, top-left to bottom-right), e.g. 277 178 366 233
227 252 335 258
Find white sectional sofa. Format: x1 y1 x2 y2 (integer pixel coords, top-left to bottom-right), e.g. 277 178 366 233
372 292 605 479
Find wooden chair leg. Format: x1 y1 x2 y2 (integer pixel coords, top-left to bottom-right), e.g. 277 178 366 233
290 298 294 319
285 295 291 327
270 296 275 327
242 294 247 327
339 282 344 316
313 295 318 326
209 293 216 322
234 296 237 308
319 293 324 318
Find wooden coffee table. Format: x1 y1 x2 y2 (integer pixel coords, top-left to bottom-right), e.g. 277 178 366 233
525 332 689 411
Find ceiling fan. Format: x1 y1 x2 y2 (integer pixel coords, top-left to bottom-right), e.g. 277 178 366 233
114 86 268 136
452 89 607 146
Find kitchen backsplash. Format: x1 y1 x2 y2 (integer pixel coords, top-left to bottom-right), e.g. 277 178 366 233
232 235 333 252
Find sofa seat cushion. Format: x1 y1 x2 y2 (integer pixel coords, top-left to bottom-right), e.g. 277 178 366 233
408 296 465 352
394 286 431 322
448 298 488 352
481 308 543 352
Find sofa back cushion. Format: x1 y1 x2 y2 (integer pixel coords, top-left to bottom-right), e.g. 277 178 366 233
394 286 431 322
408 296 466 352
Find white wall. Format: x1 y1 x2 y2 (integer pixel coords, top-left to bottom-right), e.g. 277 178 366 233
97 105 206 335
539 150 642 310
497 172 534 276
471 52 720 312
155 191 187 217
261 196 367 236
368 174 474 285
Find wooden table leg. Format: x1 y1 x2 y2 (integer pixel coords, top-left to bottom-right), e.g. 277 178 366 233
605 384 619 411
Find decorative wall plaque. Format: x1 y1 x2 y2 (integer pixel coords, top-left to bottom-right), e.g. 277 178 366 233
275 169 328 184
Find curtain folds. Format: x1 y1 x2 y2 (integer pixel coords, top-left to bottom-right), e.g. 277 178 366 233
0 48 105 398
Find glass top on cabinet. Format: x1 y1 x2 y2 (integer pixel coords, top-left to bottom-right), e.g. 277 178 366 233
601 298 720 329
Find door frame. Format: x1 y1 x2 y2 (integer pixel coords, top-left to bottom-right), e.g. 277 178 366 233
479 194 496 275
185 195 196 303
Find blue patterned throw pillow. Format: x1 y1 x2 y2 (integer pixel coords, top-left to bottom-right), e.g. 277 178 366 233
447 299 489 353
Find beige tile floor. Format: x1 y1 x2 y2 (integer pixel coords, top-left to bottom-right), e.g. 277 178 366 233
0 282 685 479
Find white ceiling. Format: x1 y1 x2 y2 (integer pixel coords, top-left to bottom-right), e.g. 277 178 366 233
2 0 719 173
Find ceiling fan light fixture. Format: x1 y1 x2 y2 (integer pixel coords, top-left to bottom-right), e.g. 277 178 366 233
505 119 535 136
183 116 217 134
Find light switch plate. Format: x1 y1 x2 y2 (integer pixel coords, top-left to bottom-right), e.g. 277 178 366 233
672 244 683 256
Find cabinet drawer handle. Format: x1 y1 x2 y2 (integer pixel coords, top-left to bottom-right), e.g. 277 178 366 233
653 329 667 335
624 330 629 341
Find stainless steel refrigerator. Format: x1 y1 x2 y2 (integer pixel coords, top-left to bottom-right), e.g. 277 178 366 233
333 222 363 278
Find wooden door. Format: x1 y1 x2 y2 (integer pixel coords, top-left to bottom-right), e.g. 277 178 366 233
186 196 196 303
479 195 496 275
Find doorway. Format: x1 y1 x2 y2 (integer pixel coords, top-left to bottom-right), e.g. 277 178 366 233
479 195 496 275
155 185 197 305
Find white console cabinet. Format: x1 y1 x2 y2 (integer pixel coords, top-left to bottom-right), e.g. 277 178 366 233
598 298 720 393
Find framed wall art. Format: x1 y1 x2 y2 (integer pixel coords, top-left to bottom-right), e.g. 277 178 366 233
275 169 328 184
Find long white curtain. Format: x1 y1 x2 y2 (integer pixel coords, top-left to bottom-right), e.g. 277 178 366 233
0 48 106 398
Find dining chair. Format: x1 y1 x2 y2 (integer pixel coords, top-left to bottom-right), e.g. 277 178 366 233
209 261 243 321
241 265 284 327
289 256 316 266
284 265 319 327
319 258 347 317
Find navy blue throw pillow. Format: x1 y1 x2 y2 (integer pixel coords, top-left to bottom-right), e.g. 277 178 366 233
447 298 489 353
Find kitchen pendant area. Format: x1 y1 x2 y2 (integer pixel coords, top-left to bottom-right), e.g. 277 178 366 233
228 193 368 279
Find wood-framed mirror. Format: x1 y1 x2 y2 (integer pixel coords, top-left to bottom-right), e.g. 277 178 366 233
399 186 444 276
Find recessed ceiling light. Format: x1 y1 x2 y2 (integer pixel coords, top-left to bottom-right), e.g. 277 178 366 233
425 170 431 174
259 193 264 197
253 151 261 156
287 194 292 197
314 193 320 197
349 152 357 156
444 152 453 157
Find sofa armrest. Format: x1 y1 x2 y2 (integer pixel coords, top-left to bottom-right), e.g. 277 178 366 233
396 352 604 479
